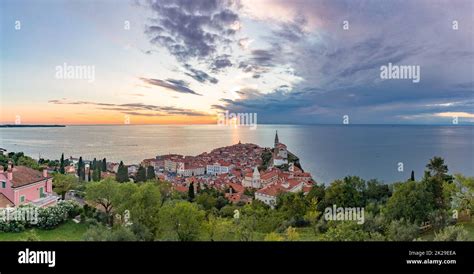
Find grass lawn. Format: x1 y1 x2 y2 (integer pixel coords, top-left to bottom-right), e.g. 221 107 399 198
0 220 88 241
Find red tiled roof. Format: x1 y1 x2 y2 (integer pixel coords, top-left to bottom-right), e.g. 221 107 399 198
256 184 282 197
256 179 304 197
261 169 278 180
11 166 50 188
228 182 245 193
174 185 188 193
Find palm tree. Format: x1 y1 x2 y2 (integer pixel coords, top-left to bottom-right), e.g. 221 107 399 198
426 157 448 178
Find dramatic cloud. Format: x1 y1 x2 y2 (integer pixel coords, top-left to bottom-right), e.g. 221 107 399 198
140 0 473 124
140 77 202 96
48 100 208 117
183 64 219 84
210 54 233 72
145 0 240 62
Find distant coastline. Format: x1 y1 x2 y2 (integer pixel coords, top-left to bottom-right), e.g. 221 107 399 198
0 124 66 128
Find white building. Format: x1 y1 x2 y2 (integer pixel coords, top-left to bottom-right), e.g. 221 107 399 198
127 165 138 174
177 162 205 177
242 166 261 188
206 162 231 175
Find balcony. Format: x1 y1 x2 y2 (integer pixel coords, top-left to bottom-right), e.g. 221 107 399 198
30 194 60 207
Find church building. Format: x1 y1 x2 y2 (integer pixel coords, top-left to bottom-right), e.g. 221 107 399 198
272 131 288 166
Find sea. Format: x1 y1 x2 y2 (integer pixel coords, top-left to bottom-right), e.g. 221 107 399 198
0 124 473 185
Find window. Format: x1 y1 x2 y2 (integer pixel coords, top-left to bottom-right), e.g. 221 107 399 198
39 187 45 198
1 181 5 188
20 196 25 203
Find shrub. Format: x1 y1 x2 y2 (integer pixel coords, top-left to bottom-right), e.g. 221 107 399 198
36 201 80 230
0 220 26 232
386 219 419 241
434 225 469 241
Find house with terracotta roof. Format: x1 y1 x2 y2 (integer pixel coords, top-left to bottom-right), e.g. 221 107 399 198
255 179 311 208
0 162 58 208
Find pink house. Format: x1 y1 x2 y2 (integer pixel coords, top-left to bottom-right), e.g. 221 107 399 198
0 162 58 208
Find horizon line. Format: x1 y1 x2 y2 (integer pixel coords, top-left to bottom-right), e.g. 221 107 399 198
1 123 473 127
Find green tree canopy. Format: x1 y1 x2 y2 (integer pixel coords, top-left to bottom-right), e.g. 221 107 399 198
85 178 121 225
384 180 434 224
158 201 205 241
52 173 77 199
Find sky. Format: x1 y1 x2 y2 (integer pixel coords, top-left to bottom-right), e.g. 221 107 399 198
0 0 473 125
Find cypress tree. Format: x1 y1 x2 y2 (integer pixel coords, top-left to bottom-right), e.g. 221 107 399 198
188 182 195 201
146 166 156 180
136 166 146 182
102 158 107 172
92 166 101 181
116 161 129 183
60 153 65 174
410 170 415 181
77 157 83 177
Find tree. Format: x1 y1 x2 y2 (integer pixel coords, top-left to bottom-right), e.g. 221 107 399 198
324 176 366 208
426 157 448 179
92 166 101 182
60 153 65 174
76 157 86 181
77 157 83 177
17 156 40 170
158 201 205 241
188 182 195 201
117 182 163 237
425 156 452 209
384 181 434 223
136 166 146 183
451 174 474 213
364 179 391 203
304 198 321 235
88 168 91 182
146 166 156 180
116 161 129 183
306 184 326 210
410 170 415 181
203 214 234 241
85 178 120 225
52 173 77 199
196 192 217 210
102 158 107 172
92 158 97 171
277 192 308 224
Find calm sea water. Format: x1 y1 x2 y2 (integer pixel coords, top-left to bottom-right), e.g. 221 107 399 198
0 125 472 184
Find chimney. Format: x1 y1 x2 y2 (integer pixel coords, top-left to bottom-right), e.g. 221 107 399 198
7 160 13 181
43 168 48 178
